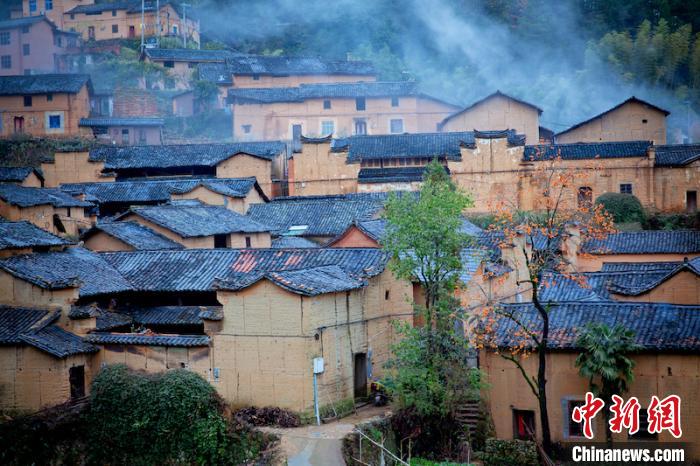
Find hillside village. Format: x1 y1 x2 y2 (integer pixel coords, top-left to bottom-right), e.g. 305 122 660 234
0 1 699 464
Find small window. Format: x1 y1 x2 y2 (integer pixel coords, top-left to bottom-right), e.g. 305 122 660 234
355 97 366 111
47 93 53 102
138 129 146 144
21 26 30 34
355 119 367 135
0 32 10 45
242 124 251 134
577 186 592 209
111 9 117 16
687 191 697 213
112 24 118 33
323 99 331 109
620 183 632 195
252 74 260 80
23 44 30 56
163 61 174 68
121 128 129 144
45 0 54 10
1 55 11 69
513 409 535 440
321 120 334 136
70 14 75 20
66 207 71 217
69 365 85 399
391 96 399 107
642 119 648 124
29 0 37 12
390 119 404 134
49 114 61 129
214 234 227 248
384 290 390 300
24 95 32 107
245 236 252 248
629 414 657 440
172 25 178 34
566 400 585 437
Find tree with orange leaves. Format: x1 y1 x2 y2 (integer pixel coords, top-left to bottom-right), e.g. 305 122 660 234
472 153 616 454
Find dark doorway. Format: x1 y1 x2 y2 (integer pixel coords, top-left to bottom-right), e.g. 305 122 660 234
88 26 95 40
687 191 697 212
69 365 85 399
353 353 367 398
129 25 136 38
13 116 24 133
513 409 535 440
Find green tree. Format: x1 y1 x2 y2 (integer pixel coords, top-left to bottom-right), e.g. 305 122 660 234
595 192 645 224
383 160 479 417
575 323 640 445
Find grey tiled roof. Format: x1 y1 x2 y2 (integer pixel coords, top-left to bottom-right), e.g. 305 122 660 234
127 203 271 237
0 74 90 95
0 185 91 208
126 306 223 325
654 144 700 167
0 166 42 183
85 332 210 347
79 117 164 127
0 221 70 250
197 62 232 84
489 302 700 351
606 258 700 296
0 306 97 358
582 230 700 254
217 264 367 296
228 81 421 104
356 219 386 241
333 131 524 163
247 193 386 237
524 141 651 161
145 48 238 62
0 247 134 296
271 237 320 248
85 221 184 250
0 16 46 30
62 177 260 204
100 248 388 292
556 97 670 137
227 56 375 76
90 142 285 170
67 0 173 14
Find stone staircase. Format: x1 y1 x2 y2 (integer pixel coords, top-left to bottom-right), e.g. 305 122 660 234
454 400 482 436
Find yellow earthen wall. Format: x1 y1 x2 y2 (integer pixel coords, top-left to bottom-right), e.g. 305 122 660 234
93 344 210 378
83 232 135 252
41 151 114 187
0 269 78 308
611 270 700 305
216 155 274 198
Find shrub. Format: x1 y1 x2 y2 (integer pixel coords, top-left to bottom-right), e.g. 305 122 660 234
595 193 645 223
234 406 301 427
481 438 538 466
87 365 264 465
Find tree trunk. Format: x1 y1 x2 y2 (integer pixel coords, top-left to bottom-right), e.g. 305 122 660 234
533 293 552 454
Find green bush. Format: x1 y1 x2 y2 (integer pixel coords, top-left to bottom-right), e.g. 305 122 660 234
87 365 263 466
595 193 645 223
481 438 538 466
411 459 473 465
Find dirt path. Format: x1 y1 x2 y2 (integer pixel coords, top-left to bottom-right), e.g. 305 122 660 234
260 405 391 465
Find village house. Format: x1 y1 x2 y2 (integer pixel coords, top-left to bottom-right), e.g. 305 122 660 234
198 55 376 109
0 220 71 257
247 193 386 245
0 73 92 137
40 148 115 188
116 201 273 249
555 96 669 144
143 48 240 90
21 0 199 46
290 131 700 213
0 16 80 76
78 116 164 145
0 166 44 187
438 91 543 144
81 220 184 252
0 184 92 236
227 81 460 142
61 176 268 217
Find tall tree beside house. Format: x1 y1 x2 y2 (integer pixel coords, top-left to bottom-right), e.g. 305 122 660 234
473 155 616 454
383 160 479 418
575 323 639 446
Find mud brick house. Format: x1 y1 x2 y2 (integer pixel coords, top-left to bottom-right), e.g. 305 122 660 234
578 230 700 271
438 91 543 144
116 201 273 249
61 177 268 216
0 220 71 257
291 131 700 213
555 96 669 144
26 0 200 46
0 73 92 138
79 117 164 145
247 193 387 245
81 221 184 252
143 48 240 91
0 16 80 76
0 184 92 236
0 166 44 187
227 81 459 142
199 55 376 109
